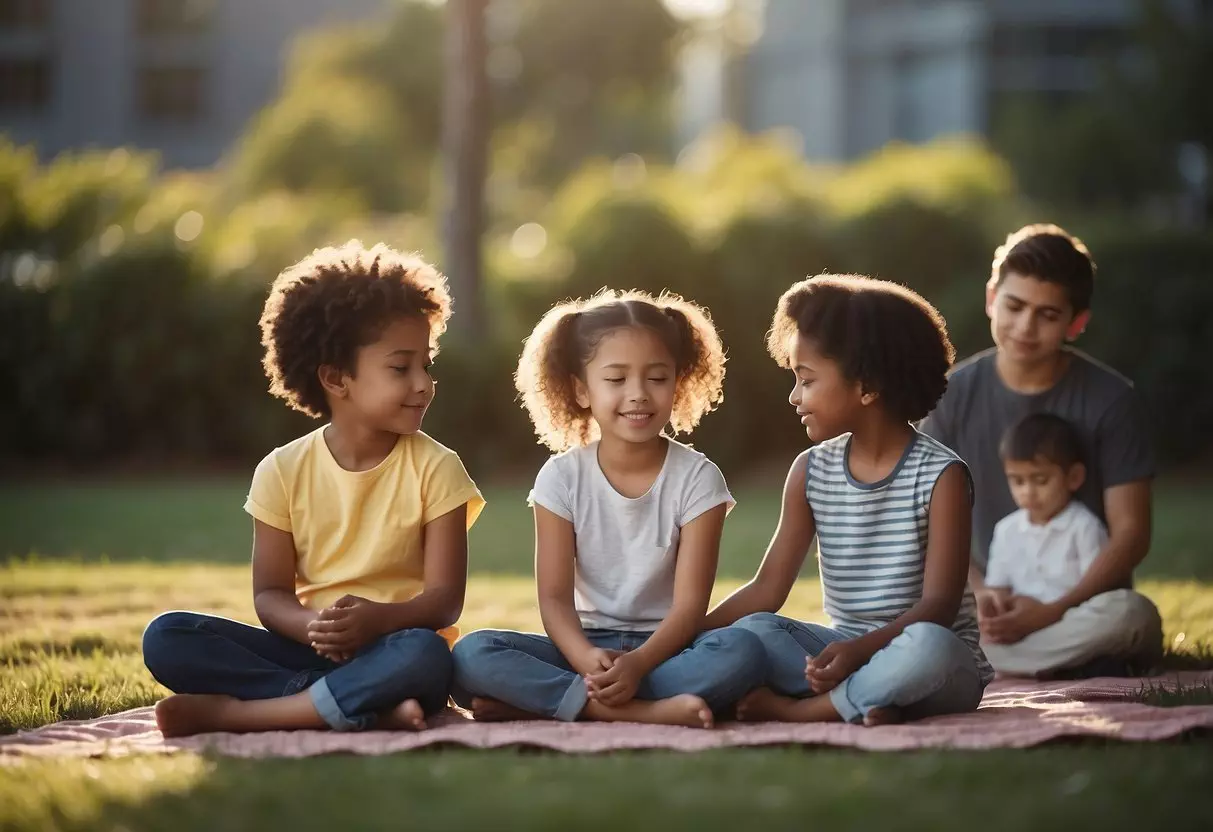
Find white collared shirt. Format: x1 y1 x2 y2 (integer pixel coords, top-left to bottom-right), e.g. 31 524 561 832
985 501 1108 603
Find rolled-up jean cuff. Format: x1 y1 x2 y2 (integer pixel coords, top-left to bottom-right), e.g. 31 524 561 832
308 677 360 731
829 680 863 724
554 678 588 722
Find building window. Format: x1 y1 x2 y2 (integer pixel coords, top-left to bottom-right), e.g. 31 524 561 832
0 58 50 114
137 65 206 123
0 0 50 29
136 0 214 35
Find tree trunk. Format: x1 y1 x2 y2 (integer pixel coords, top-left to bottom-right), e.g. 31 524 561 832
441 0 489 338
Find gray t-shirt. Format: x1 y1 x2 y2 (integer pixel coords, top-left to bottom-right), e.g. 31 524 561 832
920 347 1154 572
528 438 734 632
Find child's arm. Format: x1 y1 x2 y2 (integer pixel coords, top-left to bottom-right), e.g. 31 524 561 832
977 522 1014 620
377 503 470 630
808 462 971 692
588 503 727 706
307 504 470 654
251 519 315 645
1050 482 1149 611
703 451 815 630
534 505 616 677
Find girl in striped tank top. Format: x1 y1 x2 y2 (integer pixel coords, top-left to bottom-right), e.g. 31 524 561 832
706 275 993 725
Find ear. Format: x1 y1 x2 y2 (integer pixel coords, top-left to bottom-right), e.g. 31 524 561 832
318 364 348 400
1065 461 1086 492
572 375 590 410
985 276 999 319
1065 310 1091 342
858 384 879 407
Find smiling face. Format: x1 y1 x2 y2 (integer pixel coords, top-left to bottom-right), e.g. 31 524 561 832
786 331 867 443
574 325 677 446
987 272 1089 367
328 315 435 435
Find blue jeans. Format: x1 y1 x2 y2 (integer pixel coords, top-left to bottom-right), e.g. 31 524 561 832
731 613 985 723
451 627 767 721
142 611 453 731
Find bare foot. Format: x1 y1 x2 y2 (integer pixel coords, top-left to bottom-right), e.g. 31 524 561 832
378 699 427 731
586 694 714 729
155 694 238 738
862 706 903 727
469 697 543 722
647 694 714 729
736 687 797 722
736 687 841 723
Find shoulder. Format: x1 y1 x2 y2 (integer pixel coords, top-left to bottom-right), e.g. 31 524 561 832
806 434 848 465
664 438 717 474
913 431 966 467
1065 349 1138 402
912 431 973 502
1065 501 1106 534
260 426 325 476
946 348 997 388
992 509 1024 537
403 430 460 463
536 442 592 481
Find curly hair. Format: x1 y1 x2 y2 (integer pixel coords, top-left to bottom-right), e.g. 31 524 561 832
991 223 1095 313
766 274 955 423
516 289 726 452
259 241 452 418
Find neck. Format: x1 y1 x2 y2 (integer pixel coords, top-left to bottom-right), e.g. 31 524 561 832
995 348 1069 395
597 433 667 474
847 412 914 468
324 414 401 472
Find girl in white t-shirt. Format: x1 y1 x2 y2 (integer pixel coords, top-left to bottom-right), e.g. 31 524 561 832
452 289 765 728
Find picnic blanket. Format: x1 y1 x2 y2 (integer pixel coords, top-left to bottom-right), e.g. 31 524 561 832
3 672 1211 760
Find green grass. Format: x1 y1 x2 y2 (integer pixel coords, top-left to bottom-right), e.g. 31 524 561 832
2 746 1212 831
1 479 1211 829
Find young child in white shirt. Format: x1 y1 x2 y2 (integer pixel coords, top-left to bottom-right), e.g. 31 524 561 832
978 413 1161 678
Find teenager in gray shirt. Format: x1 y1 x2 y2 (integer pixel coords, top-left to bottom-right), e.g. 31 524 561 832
920 224 1162 676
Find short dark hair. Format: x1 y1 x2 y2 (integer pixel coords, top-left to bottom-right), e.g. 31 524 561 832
766 274 955 423
259 241 452 418
991 224 1095 313
999 413 1084 469
516 289 726 451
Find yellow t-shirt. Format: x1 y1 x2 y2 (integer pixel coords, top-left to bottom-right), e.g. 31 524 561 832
244 427 485 646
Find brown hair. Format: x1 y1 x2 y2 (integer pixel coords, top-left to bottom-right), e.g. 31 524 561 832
515 289 726 452
991 224 1095 313
767 274 955 423
259 241 452 418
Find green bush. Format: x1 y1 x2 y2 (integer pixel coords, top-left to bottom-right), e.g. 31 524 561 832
3 134 1210 472
1081 229 1213 465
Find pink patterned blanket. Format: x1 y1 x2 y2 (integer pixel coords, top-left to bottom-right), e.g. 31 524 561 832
3 672 1210 759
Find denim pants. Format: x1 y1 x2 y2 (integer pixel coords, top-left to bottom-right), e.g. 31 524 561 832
730 613 986 722
451 627 767 721
142 611 453 731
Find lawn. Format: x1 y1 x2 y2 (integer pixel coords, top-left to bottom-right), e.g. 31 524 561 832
1 478 1211 830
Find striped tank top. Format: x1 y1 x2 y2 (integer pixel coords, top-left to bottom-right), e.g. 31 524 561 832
806 430 993 683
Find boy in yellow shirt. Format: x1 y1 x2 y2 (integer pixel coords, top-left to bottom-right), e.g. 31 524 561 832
143 242 484 736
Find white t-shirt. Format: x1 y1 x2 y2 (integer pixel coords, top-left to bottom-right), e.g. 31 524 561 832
985 501 1107 604
528 438 734 632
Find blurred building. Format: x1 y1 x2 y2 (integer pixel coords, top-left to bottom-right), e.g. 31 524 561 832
698 0 1138 162
0 0 386 168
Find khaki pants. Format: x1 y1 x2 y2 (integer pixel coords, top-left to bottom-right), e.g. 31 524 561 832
982 590 1163 677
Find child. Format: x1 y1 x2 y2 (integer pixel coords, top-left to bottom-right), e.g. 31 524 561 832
979 413 1162 677
920 225 1159 653
142 242 484 737
451 290 765 728
704 275 993 726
